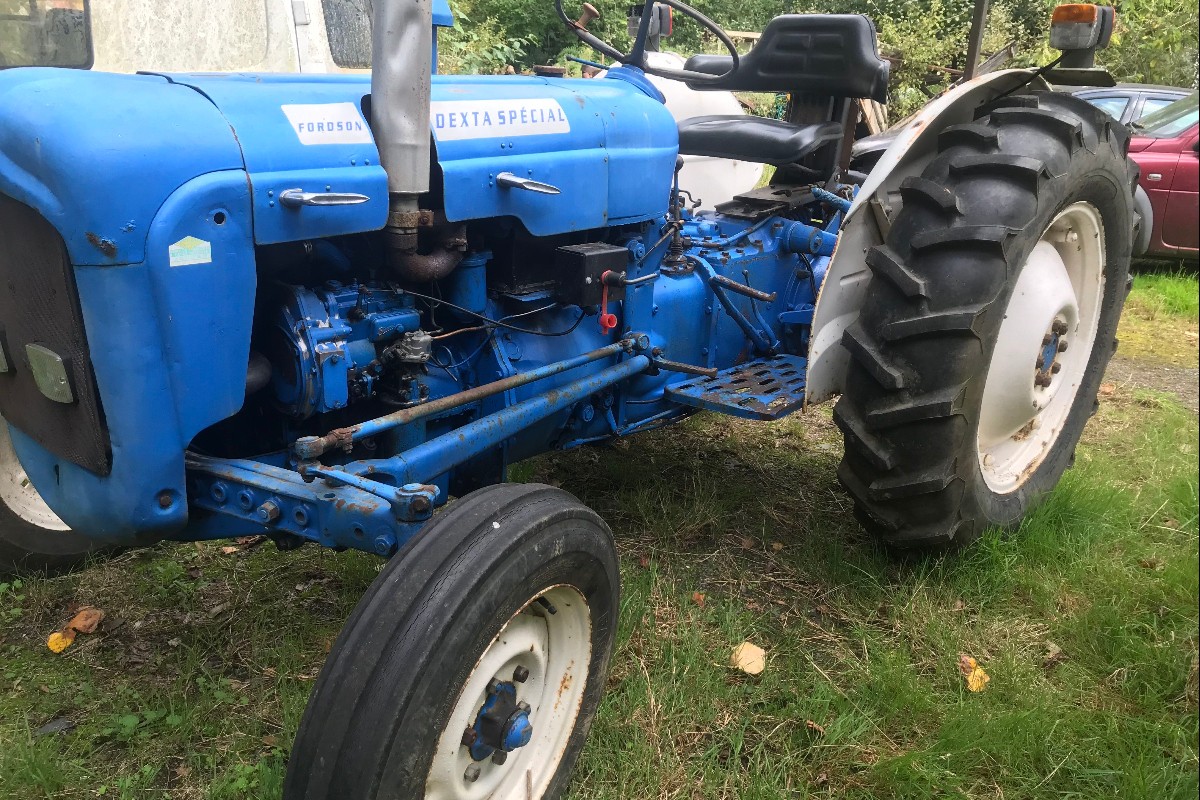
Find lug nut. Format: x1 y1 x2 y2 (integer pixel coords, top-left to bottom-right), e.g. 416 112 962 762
256 500 281 524
1034 373 1052 388
1051 362 1062 374
486 678 502 695
492 750 508 765
1052 320 1068 335
461 728 477 747
513 665 530 683
1035 355 1045 369
1042 334 1052 346
1057 340 1068 352
464 764 481 783
517 701 531 714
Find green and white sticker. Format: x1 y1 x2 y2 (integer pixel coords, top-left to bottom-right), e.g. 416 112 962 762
169 236 212 267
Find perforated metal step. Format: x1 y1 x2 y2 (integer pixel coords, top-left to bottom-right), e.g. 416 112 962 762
665 354 807 421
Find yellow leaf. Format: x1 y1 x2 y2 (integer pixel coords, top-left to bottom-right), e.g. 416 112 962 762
731 641 766 675
957 653 991 692
47 630 76 653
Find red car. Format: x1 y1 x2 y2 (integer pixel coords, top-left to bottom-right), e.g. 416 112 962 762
1129 92 1198 260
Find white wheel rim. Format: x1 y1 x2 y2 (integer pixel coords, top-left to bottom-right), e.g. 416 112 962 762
0 418 69 530
977 202 1105 494
426 585 592 800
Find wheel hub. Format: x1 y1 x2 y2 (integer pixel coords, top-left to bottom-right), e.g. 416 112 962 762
463 675 534 764
976 202 1105 494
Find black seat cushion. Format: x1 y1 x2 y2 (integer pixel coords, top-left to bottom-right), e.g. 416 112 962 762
677 116 843 166
684 14 889 102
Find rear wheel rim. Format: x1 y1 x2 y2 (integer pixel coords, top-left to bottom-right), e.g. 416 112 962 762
0 419 69 531
977 202 1105 494
425 584 592 800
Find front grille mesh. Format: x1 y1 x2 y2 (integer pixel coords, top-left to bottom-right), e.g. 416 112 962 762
0 194 111 475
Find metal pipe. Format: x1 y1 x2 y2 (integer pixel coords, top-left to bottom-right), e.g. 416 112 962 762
361 355 652 485
963 0 991 81
689 256 777 354
295 339 634 458
372 0 433 248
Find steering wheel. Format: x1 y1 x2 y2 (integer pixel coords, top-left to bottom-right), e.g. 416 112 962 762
555 0 740 84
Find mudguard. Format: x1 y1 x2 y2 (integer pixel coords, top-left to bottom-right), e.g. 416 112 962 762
806 70 1053 405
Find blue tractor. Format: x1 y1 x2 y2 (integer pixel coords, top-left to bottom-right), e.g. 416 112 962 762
0 1 1134 796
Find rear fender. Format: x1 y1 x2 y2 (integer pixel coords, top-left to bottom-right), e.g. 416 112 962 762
805 69 1052 405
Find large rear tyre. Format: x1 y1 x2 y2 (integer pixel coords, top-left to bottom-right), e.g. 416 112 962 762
285 483 620 800
0 419 101 575
835 91 1136 551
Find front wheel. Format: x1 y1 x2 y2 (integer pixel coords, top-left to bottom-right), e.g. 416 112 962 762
835 91 1136 551
285 483 620 800
0 418 102 574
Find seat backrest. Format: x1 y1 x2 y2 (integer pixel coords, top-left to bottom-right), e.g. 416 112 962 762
684 15 889 103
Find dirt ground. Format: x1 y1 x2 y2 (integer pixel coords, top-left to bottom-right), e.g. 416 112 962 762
1106 355 1200 413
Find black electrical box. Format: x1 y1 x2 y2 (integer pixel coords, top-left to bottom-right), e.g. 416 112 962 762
554 243 628 308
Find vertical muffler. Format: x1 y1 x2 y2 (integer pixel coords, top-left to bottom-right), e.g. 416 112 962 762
371 0 433 258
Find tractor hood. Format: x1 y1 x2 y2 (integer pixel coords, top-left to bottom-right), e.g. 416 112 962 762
152 72 679 237
0 68 677 263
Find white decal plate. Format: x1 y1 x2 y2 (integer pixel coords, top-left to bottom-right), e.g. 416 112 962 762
430 99 570 141
169 236 212 267
282 102 374 145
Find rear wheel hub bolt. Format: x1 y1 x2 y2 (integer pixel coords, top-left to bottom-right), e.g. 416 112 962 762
464 764 481 783
513 665 530 683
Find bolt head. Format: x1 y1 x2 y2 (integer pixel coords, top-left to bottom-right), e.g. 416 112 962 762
1051 362 1062 374
516 701 531 714
1057 340 1068 353
491 750 508 765
1042 334 1053 346
486 678 502 695
464 764 481 782
1035 355 1045 369
461 728 477 747
513 665 530 683
157 492 173 509
411 495 432 514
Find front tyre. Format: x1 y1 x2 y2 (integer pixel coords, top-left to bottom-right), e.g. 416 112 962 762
835 91 1135 551
285 483 620 800
0 418 102 574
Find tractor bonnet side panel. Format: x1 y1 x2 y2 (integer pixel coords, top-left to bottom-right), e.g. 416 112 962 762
0 69 254 540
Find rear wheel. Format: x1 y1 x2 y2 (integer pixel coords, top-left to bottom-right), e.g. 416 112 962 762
0 418 100 574
835 91 1136 550
285 483 620 800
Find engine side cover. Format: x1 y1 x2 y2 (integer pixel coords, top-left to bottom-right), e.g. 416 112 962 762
152 72 679 239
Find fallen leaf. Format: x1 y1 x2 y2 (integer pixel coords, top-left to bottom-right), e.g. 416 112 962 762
957 654 990 692
262 735 278 747
1043 641 1066 668
637 555 650 569
67 607 104 634
174 765 191 779
953 599 966 612
47 632 74 653
805 719 826 736
691 591 706 607
34 717 75 737
739 537 755 550
814 772 829 786
1138 556 1165 571
1099 382 1116 397
208 602 231 618
38 684 49 693
46 607 105 653
220 546 240 555
731 641 766 675
770 542 784 552
167 637 182 647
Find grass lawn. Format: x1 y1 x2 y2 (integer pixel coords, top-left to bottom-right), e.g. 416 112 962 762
1 274 1197 799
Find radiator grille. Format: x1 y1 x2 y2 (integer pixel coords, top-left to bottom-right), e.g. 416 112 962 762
0 194 111 475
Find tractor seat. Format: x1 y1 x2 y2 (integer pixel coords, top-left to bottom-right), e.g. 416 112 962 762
677 116 842 167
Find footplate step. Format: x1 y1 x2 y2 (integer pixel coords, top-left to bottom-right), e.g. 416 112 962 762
664 354 807 421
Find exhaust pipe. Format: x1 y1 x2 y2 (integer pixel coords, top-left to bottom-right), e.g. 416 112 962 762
372 0 433 262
